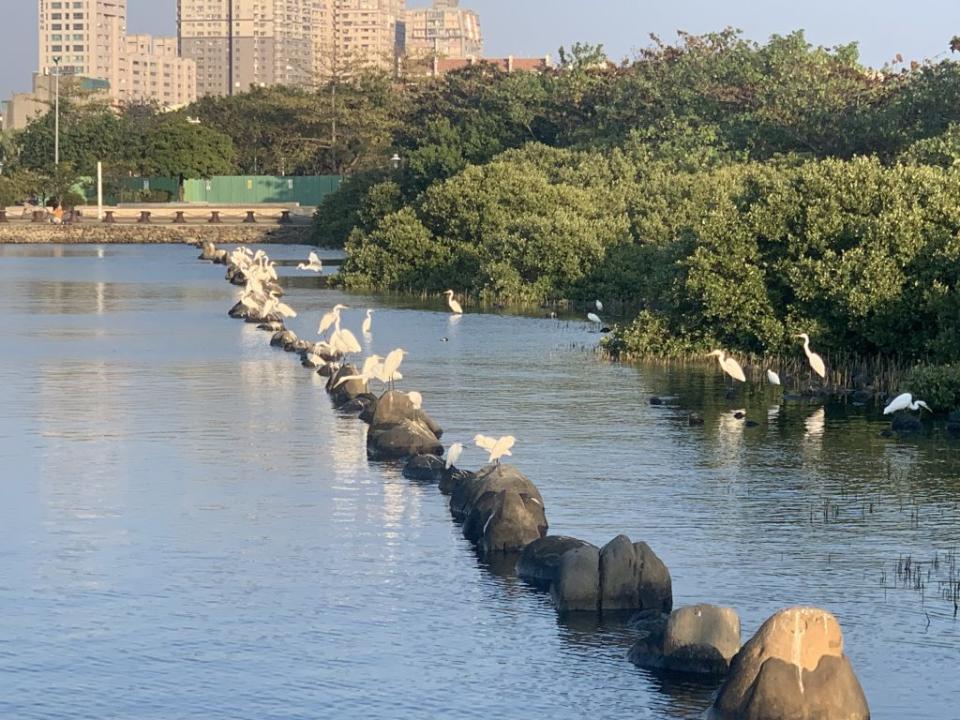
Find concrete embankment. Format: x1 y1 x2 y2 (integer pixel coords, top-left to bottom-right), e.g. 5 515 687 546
0 224 311 244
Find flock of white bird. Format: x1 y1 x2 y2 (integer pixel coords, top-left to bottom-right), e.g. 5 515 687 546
706 331 929 418
226 245 517 467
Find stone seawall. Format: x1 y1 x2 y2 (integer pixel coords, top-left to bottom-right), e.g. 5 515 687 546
0 224 312 245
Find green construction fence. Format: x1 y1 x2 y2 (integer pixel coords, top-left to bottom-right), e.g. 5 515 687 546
110 175 342 206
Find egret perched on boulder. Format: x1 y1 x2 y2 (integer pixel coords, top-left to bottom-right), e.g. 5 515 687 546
474 434 515 464
708 349 746 383
381 348 408 389
445 442 463 470
407 391 423 409
797 333 827 379
444 290 463 315
883 393 931 415
298 251 323 272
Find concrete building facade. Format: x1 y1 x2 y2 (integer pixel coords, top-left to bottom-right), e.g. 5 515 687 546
178 0 317 96
405 0 481 59
117 35 197 107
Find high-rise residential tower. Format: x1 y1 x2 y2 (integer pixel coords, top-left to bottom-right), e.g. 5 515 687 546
405 0 482 59
38 0 127 81
36 0 196 107
178 0 317 96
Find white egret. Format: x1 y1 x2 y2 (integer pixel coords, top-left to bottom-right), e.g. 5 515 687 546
362 309 373 335
261 295 297 319
329 327 362 356
473 434 496 451
444 289 463 315
318 304 349 336
707 349 746 383
298 251 323 272
407 391 423 409
485 436 516 464
445 442 463 470
883 393 932 415
381 348 407 388
334 354 383 388
595 299 603 312
796 333 826 379
766 369 782 386
587 312 602 327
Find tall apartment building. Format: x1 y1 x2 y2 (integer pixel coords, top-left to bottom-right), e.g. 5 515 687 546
38 0 127 81
327 0 406 75
405 0 481 59
117 35 197 108
178 0 316 96
36 0 196 108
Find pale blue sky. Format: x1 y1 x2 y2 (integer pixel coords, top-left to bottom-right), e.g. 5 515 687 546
3 0 959 100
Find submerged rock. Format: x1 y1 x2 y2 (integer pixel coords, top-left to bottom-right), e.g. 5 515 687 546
708 606 869 720
891 414 922 434
402 454 446 483
629 604 741 676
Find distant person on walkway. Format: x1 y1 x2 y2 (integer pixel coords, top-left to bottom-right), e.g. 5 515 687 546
51 205 64 225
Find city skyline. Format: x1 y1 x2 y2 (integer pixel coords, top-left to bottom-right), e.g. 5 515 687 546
3 0 960 100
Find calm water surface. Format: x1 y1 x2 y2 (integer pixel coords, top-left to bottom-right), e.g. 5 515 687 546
1 244 958 719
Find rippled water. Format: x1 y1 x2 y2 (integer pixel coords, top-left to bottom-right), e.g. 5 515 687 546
1 243 958 719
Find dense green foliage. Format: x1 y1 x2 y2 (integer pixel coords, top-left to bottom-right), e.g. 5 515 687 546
318 30 960 370
905 365 960 412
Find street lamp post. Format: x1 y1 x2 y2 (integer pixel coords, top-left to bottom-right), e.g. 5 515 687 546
53 56 61 166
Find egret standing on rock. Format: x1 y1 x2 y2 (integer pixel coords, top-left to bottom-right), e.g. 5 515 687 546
797 333 827 379
445 442 463 470
362 309 373 335
883 393 932 415
444 290 463 315
708 349 746 383
298 251 323 273
476 435 515 465
381 348 408 389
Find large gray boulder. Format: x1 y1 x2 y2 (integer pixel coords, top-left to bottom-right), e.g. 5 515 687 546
270 329 297 348
438 467 475 495
600 535 672 613
708 607 870 720
402 454 446 483
365 390 445 460
480 490 546 554
450 463 544 520
367 419 444 460
629 604 741 676
550 545 600 613
370 391 443 439
518 536 595 590
327 364 368 408
549 534 672 616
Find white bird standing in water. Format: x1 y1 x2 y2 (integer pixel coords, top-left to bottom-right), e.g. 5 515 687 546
445 442 463 469
298 251 323 272
318 304 348 336
883 393 932 415
797 333 827 379
766 369 782 386
261 294 297 319
329 327 362 356
708 349 746 383
362 309 373 335
595 299 603 312
587 312 602 327
444 290 463 315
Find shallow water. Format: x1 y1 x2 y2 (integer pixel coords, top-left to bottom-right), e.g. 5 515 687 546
1 243 958 719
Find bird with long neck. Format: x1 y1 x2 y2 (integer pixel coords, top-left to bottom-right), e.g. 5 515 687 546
444 290 463 315
708 349 746 383
797 333 826 379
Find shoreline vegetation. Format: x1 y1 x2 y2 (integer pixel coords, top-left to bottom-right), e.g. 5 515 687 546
303 31 960 411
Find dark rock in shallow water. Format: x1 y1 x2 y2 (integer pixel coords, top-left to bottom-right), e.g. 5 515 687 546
649 396 664 406
891 414 922 434
450 463 544 521
270 329 296 348
439 467 474 495
629 604 740 676
518 536 595 590
688 413 704 426
480 489 547 554
258 321 284 332
851 389 873 404
367 419 444 460
228 301 249 319
745 419 759 428
327 364 367 408
316 363 338 378
402 454 446 483
339 393 376 414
